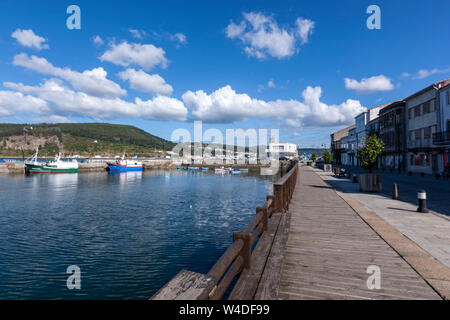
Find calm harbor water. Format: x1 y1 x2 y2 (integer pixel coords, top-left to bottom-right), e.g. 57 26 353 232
0 170 272 299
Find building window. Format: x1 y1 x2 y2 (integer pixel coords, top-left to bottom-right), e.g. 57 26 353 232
410 154 414 165
414 129 421 140
423 126 431 139
426 154 430 166
414 105 421 118
423 101 430 114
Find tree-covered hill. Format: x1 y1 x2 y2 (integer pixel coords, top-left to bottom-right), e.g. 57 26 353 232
0 123 175 157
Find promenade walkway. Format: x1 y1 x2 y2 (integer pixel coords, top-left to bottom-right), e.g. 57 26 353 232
277 166 441 300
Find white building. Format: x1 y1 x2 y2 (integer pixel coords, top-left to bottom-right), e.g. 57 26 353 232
269 141 298 157
354 104 385 167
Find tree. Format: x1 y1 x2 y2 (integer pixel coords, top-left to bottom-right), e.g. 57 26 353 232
311 153 317 161
357 134 385 172
323 149 333 164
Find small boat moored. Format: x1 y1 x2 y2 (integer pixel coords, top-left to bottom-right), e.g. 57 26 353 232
107 155 142 172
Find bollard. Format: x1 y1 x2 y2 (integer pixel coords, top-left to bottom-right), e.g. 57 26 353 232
352 174 357 183
417 190 429 213
392 183 398 200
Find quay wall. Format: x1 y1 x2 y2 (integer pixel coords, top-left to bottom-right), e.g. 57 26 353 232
1 160 286 174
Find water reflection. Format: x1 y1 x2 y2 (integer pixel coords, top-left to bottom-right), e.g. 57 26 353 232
0 170 270 299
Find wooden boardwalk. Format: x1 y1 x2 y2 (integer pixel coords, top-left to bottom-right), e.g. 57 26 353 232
276 166 440 300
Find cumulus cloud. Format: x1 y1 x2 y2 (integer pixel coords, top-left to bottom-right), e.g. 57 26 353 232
0 89 50 117
118 68 173 96
13 53 126 98
403 68 450 80
267 79 276 88
182 85 365 127
100 41 168 70
3 79 187 121
11 29 48 50
225 12 314 59
344 75 394 93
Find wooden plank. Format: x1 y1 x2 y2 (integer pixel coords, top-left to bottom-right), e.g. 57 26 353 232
275 166 441 300
254 211 291 300
151 270 215 300
228 212 283 300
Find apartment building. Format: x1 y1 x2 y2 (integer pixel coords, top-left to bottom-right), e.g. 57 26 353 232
379 100 407 170
433 83 450 172
405 79 450 174
330 125 354 164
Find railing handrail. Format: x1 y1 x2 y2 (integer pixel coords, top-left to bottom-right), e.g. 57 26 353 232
151 160 299 300
204 161 298 300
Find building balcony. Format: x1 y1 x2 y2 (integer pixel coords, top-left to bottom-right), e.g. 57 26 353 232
407 139 433 149
433 130 450 145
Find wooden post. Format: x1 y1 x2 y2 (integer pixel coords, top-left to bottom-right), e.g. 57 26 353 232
233 231 251 269
257 206 268 231
274 184 282 213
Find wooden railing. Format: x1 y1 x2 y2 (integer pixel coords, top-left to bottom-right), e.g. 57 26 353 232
151 161 299 300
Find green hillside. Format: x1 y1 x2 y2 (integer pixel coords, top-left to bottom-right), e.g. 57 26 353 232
0 123 175 157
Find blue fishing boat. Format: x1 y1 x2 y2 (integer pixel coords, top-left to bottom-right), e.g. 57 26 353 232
176 166 185 170
107 155 142 172
188 167 199 171
201 167 209 171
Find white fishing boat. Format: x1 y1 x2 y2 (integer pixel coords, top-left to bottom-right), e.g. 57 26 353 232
25 151 78 174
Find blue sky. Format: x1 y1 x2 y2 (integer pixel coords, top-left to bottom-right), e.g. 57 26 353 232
0 0 449 148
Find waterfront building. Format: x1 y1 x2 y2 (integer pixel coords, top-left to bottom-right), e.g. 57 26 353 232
354 104 385 167
405 79 450 174
330 125 354 164
379 100 407 170
433 82 450 173
269 140 298 157
345 127 357 166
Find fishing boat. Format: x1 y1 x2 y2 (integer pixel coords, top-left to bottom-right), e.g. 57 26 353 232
176 166 185 170
201 167 209 171
25 151 78 174
188 167 199 171
107 155 142 172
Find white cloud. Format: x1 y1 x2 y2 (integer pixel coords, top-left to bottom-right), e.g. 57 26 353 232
3 79 187 121
182 85 365 127
129 29 147 40
225 12 314 59
118 68 173 96
0 89 50 117
286 119 302 128
92 35 104 46
267 79 275 88
13 53 126 98
31 115 71 123
344 75 394 93
100 41 168 70
295 18 315 44
171 33 187 44
403 68 450 80
11 29 48 50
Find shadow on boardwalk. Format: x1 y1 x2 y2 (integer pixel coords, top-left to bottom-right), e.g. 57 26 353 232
277 166 441 300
